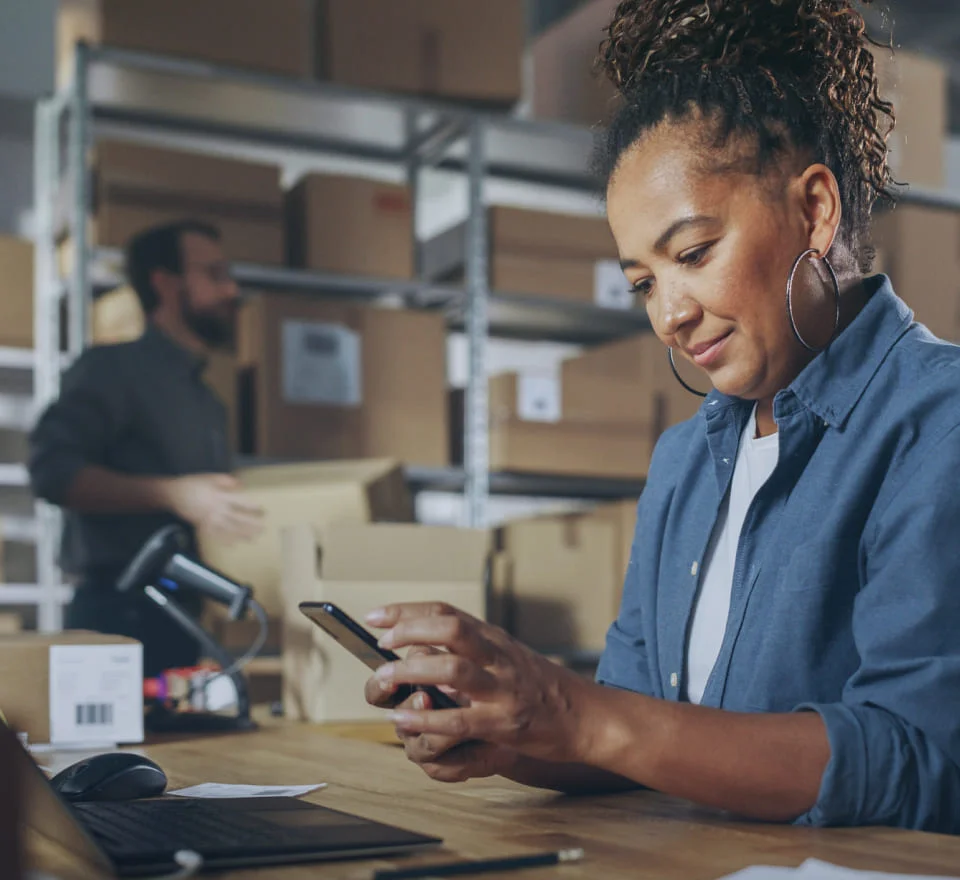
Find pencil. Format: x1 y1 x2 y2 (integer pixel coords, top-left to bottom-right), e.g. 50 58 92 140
372 847 585 880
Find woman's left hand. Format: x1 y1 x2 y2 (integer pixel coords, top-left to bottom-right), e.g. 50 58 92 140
366 602 593 765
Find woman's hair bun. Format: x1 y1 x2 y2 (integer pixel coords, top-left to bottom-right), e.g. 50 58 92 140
594 0 895 274
599 0 882 94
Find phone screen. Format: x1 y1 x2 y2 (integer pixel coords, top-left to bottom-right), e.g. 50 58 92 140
298 601 459 710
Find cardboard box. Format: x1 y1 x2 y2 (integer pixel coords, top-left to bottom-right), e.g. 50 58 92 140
0 237 34 349
238 295 448 464
452 374 654 479
198 459 414 618
528 0 621 127
286 175 413 279
593 499 639 587
58 0 312 85
562 333 704 435
875 49 947 188
282 523 488 723
202 605 282 658
495 513 619 653
422 207 626 305
317 0 524 104
0 632 143 746
94 141 285 265
872 205 960 341
91 285 143 344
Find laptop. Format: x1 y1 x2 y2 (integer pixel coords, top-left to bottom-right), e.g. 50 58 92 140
15 735 441 877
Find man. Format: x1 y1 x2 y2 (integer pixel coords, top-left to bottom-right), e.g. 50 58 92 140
29 220 262 677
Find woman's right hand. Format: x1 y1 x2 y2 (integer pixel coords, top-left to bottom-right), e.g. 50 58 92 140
364 646 516 783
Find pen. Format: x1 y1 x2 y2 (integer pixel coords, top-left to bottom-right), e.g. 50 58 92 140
371 847 585 880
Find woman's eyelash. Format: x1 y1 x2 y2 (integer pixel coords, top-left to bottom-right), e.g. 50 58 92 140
679 243 714 265
632 278 654 297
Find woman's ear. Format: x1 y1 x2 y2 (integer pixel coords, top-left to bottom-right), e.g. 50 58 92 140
800 163 843 258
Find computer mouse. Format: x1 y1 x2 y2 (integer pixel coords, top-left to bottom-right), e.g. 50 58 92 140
50 752 168 803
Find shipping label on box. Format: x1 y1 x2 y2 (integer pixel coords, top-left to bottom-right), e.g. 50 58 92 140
282 320 362 406
594 260 635 310
517 374 562 423
48 644 144 746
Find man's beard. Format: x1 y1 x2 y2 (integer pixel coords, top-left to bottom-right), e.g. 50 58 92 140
179 289 236 349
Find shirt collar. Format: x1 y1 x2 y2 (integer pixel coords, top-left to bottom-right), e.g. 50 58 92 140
700 275 912 429
142 323 207 377
785 275 912 428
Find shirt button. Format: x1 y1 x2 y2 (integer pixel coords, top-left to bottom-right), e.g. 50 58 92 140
691 561 699 576
670 672 679 688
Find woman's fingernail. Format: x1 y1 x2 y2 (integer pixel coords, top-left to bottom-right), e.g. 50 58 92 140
414 692 428 710
377 631 394 649
388 711 417 726
375 664 395 682
378 679 395 693
366 608 388 625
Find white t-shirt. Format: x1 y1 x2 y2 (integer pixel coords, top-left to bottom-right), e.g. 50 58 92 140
685 405 779 705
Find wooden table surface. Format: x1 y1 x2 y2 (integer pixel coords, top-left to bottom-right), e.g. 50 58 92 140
29 719 960 880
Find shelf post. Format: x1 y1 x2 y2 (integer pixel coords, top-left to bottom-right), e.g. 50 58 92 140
464 120 490 529
33 98 66 632
68 42 92 359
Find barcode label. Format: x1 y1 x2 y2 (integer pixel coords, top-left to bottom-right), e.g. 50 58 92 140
281 320 362 406
75 703 114 726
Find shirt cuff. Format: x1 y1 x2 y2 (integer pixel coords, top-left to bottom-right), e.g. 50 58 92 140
791 701 867 827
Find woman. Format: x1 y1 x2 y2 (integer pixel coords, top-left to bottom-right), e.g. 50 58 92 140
364 0 960 832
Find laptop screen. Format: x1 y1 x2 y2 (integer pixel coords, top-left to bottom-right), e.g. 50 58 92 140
12 729 114 874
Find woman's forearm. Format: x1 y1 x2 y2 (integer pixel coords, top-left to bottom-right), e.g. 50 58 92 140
572 685 830 821
502 753 639 795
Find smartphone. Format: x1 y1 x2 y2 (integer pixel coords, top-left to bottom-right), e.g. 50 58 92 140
298 601 460 710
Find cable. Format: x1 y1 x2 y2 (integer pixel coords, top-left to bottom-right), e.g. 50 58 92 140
189 598 269 706
156 850 203 879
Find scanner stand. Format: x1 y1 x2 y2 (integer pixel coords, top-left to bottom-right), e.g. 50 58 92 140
142 585 257 734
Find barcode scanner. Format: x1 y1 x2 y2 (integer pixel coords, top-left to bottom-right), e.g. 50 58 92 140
50 752 168 802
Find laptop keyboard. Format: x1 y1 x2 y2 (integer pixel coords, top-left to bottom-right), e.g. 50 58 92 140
73 798 320 855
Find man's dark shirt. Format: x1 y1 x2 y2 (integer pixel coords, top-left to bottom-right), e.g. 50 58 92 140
28 324 230 581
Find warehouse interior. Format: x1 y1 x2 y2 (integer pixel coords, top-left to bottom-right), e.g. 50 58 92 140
1 2 960 875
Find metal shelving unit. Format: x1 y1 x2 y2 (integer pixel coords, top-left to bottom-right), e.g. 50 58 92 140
35 42 959 631
29 43 653 631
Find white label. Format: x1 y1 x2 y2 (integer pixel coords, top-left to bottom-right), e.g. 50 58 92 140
281 321 362 407
49 644 144 746
517 374 561 423
594 259 635 310
169 782 327 799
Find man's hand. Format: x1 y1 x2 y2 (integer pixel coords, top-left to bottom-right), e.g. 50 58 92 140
162 474 263 543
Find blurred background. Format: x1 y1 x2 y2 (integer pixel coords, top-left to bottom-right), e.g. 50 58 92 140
0 0 956 723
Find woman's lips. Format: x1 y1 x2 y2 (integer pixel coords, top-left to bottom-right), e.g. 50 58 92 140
688 331 732 368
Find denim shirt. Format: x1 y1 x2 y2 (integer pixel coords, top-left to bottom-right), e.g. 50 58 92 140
596 276 960 833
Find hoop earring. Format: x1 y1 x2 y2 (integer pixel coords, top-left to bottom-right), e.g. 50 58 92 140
668 347 709 398
786 248 841 353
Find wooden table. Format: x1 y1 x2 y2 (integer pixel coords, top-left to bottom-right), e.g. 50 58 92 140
30 720 960 879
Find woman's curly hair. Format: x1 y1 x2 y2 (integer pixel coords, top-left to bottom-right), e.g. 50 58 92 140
594 0 896 272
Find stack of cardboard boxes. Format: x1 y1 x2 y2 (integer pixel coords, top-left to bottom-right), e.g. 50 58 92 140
237 295 448 464
0 237 34 350
90 142 286 266
422 206 627 307
453 332 703 480
491 499 638 655
59 0 525 104
196 458 490 723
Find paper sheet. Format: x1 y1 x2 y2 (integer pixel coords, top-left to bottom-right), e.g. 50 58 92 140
168 782 327 799
719 859 959 880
